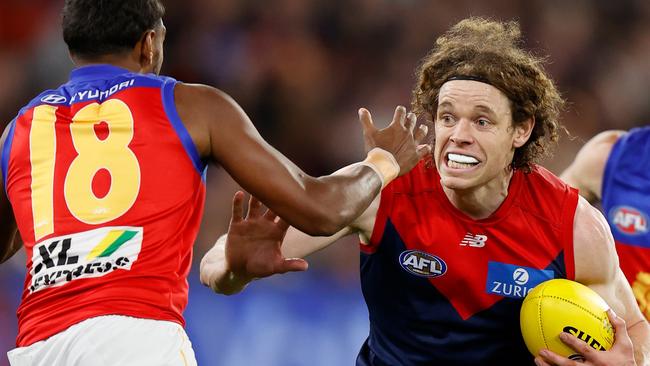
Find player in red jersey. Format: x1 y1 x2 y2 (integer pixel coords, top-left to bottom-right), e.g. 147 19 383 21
0 1 429 365
562 128 650 321
203 18 650 366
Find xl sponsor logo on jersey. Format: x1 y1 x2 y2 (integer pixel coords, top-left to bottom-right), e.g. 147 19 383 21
609 206 648 235
29 226 143 293
485 262 554 299
399 250 447 278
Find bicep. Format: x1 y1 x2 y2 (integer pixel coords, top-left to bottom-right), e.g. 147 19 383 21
573 197 645 324
176 83 326 229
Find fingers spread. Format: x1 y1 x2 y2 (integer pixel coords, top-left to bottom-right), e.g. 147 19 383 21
405 112 417 133
390 105 407 128
230 191 245 224
358 108 376 134
415 124 429 144
246 195 265 219
263 209 278 222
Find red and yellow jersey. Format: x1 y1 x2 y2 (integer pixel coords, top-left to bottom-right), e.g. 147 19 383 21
1 65 206 347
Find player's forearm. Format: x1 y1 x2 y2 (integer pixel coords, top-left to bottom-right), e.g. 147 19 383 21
629 319 650 366
199 235 252 295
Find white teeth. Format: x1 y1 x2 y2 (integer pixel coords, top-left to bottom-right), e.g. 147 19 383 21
448 153 479 164
448 160 475 169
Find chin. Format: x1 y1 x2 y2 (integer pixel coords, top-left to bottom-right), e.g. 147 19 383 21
439 175 476 191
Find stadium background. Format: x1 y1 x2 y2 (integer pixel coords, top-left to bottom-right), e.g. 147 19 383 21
1 0 649 364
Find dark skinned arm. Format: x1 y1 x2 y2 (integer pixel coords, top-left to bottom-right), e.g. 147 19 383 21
175 83 429 236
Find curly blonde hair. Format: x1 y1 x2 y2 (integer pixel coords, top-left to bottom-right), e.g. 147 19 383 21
412 17 565 171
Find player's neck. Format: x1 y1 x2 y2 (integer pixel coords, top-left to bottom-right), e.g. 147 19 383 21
441 168 514 220
73 55 143 74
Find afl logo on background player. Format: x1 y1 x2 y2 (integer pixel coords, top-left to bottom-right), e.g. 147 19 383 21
399 250 447 278
610 206 648 235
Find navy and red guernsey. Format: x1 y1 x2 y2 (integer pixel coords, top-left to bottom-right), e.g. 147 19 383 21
357 160 579 366
602 127 650 319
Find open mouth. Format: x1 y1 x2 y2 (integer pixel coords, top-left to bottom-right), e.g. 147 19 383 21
446 153 480 169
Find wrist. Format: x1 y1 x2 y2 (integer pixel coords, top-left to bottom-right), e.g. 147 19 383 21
361 147 399 188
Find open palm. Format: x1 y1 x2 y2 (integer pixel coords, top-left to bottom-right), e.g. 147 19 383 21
225 191 308 280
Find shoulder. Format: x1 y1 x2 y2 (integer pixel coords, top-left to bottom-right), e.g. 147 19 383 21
560 130 626 202
173 83 250 158
575 130 625 169
572 196 618 285
174 83 241 113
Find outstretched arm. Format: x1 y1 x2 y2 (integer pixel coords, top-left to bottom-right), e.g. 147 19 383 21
538 197 649 366
0 123 19 264
176 83 429 236
200 192 310 295
201 188 378 295
560 130 625 203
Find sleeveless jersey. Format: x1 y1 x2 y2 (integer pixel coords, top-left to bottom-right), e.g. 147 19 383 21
1 65 207 347
602 127 650 319
358 160 579 365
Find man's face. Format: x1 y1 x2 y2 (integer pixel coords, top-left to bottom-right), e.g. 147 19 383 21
434 80 526 191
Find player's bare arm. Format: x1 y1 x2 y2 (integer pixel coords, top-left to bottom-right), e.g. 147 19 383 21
538 197 649 365
175 83 430 236
200 192 309 295
0 123 19 264
201 176 379 295
560 130 626 203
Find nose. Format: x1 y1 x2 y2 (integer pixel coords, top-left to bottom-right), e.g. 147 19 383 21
449 119 474 145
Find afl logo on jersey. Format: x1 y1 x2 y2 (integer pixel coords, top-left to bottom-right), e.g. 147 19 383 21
40 94 67 104
398 250 447 278
610 206 648 235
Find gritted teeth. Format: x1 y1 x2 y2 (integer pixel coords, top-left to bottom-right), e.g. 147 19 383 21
447 153 479 164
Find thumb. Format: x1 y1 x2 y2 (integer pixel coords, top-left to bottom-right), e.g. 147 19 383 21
276 258 309 274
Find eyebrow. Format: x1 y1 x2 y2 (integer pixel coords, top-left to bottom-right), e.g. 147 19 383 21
437 101 497 117
474 104 497 116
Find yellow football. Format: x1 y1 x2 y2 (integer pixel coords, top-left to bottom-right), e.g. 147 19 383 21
520 279 614 361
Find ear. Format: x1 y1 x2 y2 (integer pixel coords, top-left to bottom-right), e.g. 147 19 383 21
137 30 157 72
513 116 535 148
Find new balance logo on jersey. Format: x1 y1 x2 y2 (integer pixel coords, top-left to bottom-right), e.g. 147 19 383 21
29 226 143 293
460 233 487 247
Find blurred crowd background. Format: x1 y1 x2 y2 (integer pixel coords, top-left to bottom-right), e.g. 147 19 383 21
1 0 650 364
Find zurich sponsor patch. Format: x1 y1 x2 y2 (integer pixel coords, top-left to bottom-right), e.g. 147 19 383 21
399 250 447 278
485 261 554 299
609 206 648 236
